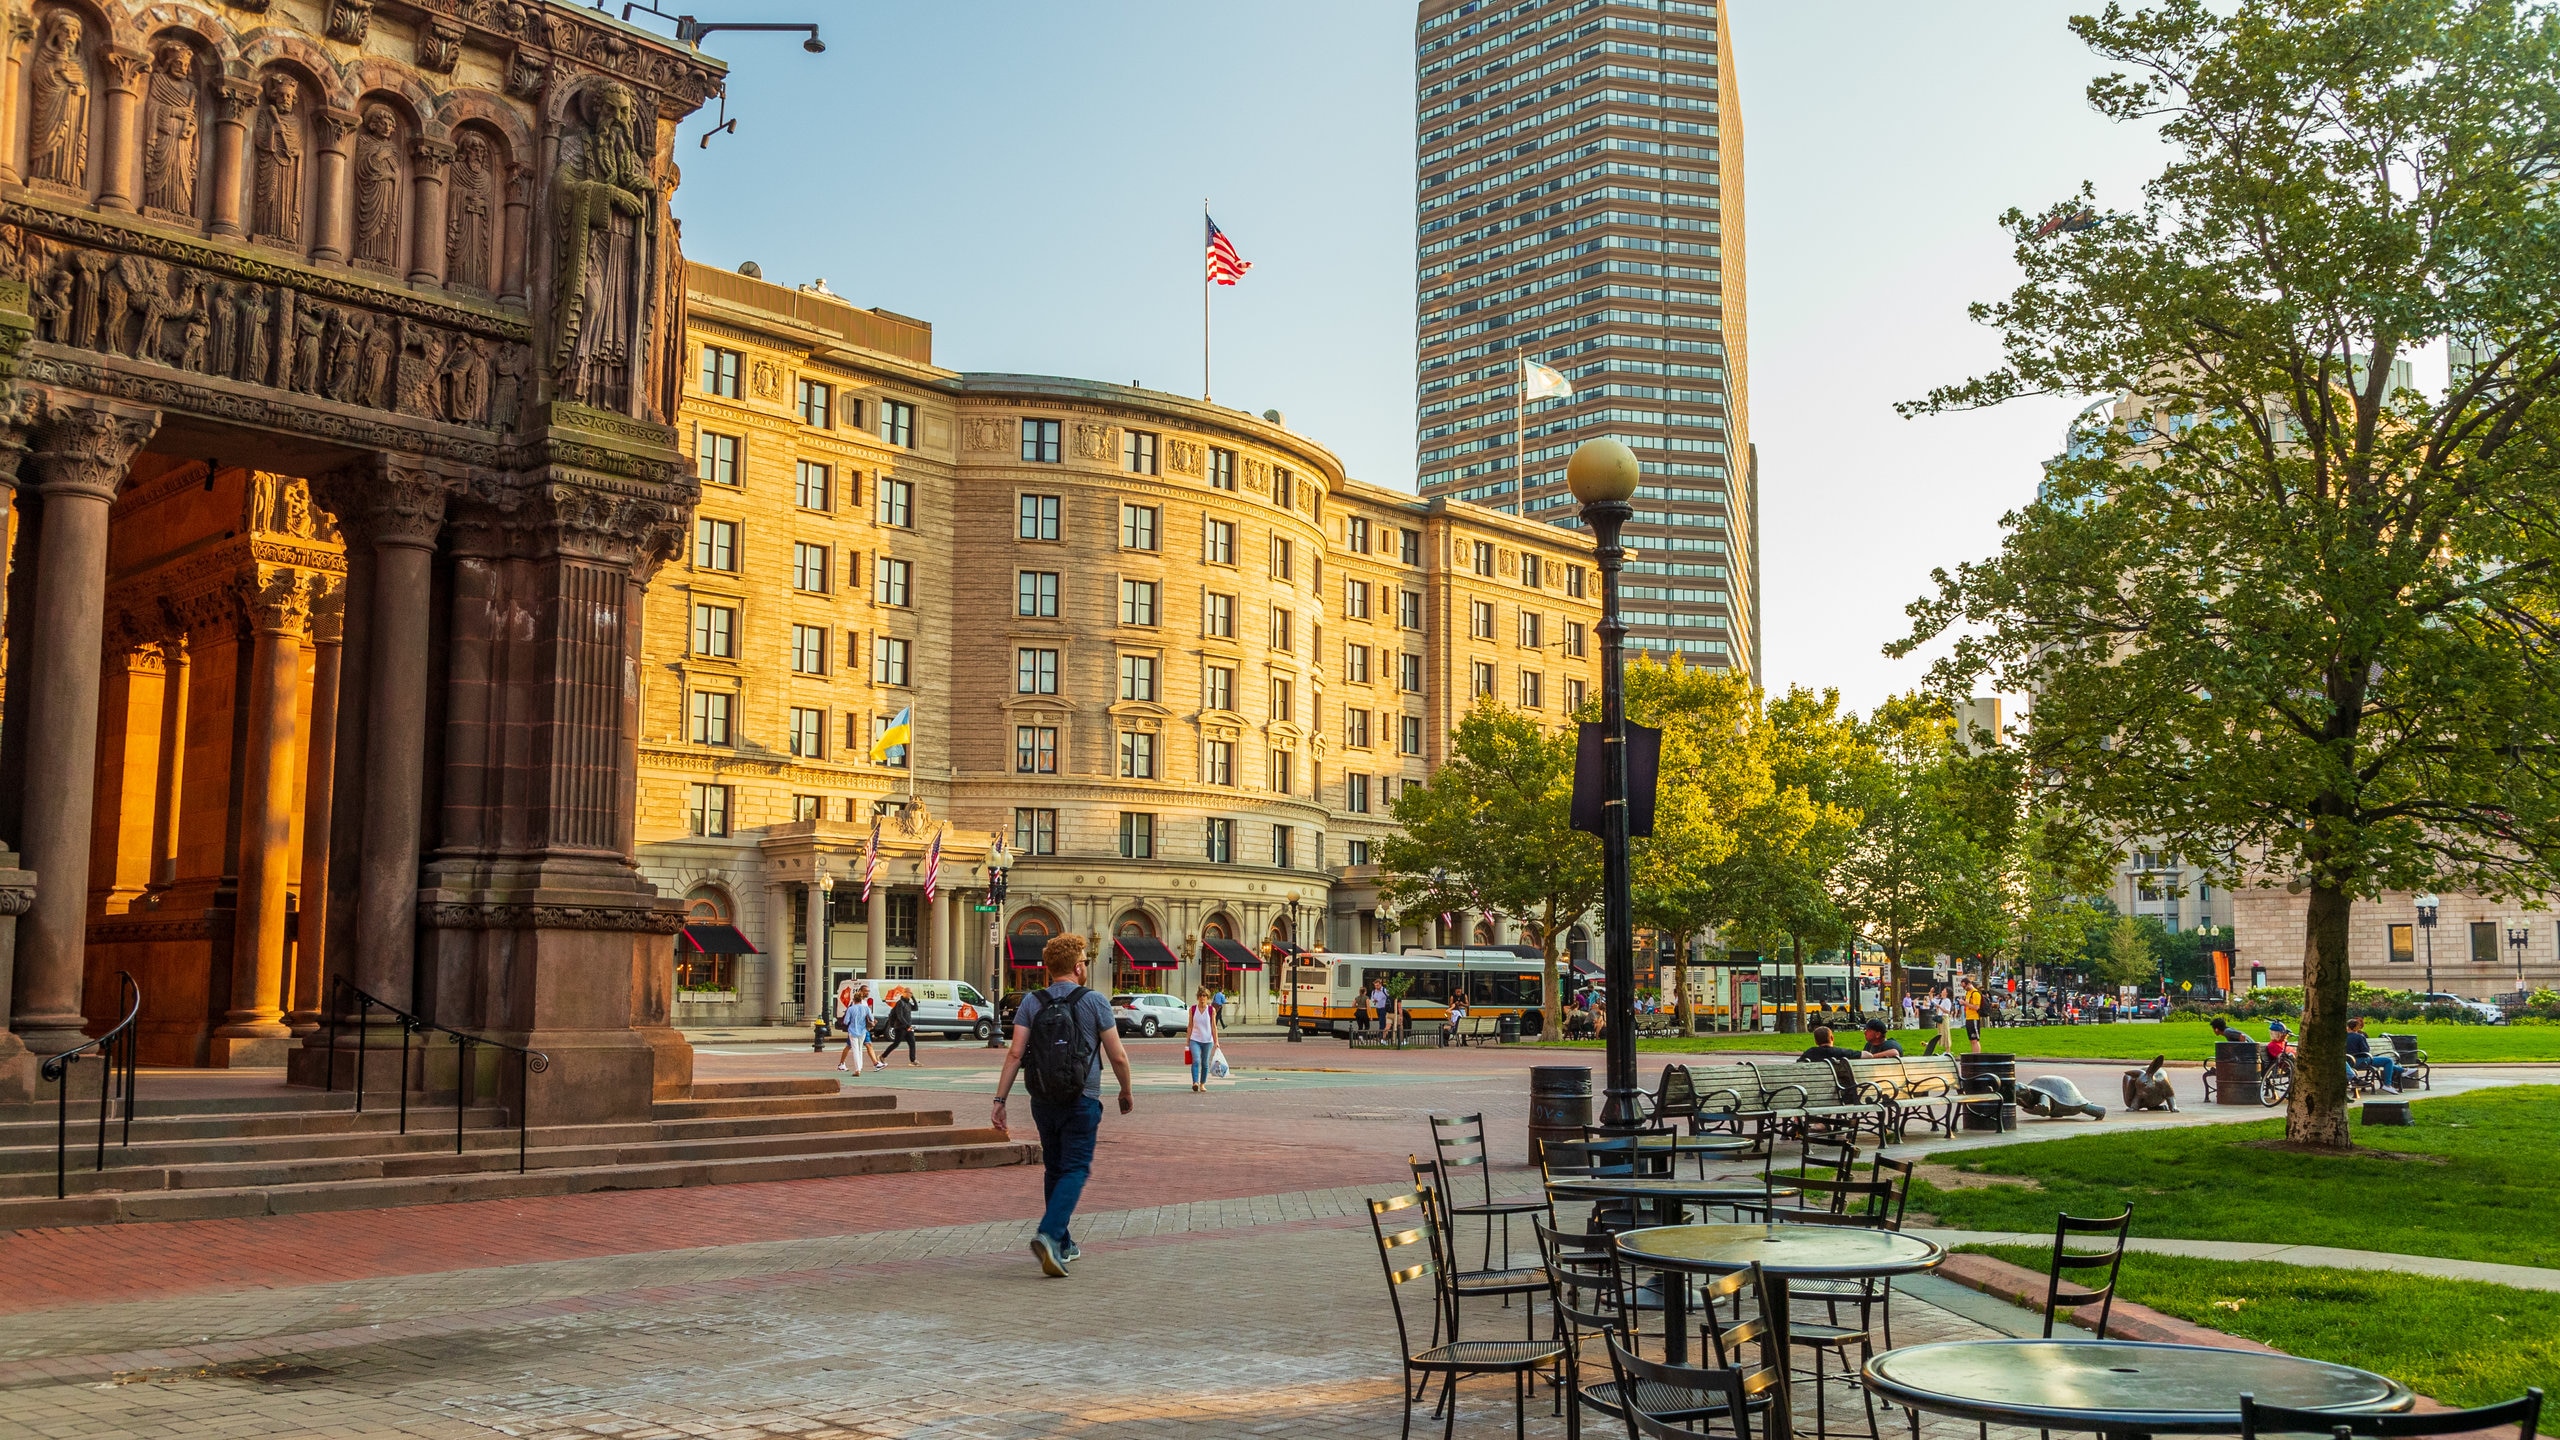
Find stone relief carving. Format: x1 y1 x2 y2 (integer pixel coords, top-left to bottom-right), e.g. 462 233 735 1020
552 80 654 411
748 357 779 399
1241 457 1272 496
252 76 305 244
1164 437 1203 476
418 21 465 74
504 51 548 100
446 133 496 290
244 470 324 539
240 566 312 633
26 12 90 190
961 416 1009 453
141 42 200 218
326 0 373 45
352 106 403 267
1070 421 1114 462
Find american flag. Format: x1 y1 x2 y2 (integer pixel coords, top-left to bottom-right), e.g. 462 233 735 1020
1205 215 1252 286
922 829 943 905
858 816 880 903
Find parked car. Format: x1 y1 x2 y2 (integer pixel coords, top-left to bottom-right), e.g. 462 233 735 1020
2408 991 2507 1025
1111 992 1189 1037
861 979 1000 1041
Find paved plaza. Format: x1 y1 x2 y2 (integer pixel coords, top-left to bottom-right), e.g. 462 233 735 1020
0 1037 2540 1439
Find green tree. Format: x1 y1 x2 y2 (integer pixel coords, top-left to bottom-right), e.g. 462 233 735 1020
2090 914 2161 989
1379 701 1602 1037
1895 0 2560 1148
1730 687 1866 1028
1621 659 1766 1035
1832 694 1990 1009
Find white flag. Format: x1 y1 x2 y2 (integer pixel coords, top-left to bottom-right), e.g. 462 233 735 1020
1521 357 1573 400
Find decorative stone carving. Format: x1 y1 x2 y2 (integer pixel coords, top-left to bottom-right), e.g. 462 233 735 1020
351 105 402 267
239 566 311 634
1070 422 1114 462
245 471 322 540
748 357 780 399
308 579 345 644
141 42 200 218
418 21 465 74
445 132 497 290
504 51 548 101
325 0 372 45
252 76 306 244
962 416 1010 453
27 398 159 503
552 81 654 411
1241 457 1272 496
26 12 91 191
1164 437 1204 476
367 464 450 548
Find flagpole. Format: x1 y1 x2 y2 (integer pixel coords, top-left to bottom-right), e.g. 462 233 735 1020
1516 356 1526 495
1202 199 1212 401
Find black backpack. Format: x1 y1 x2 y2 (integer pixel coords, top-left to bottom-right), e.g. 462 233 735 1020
1023 986 1095 1103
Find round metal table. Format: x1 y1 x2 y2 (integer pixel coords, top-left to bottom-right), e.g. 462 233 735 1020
1862 1339 2413 1439
1612 1223 1945 1430
1581 1132 1755 1176
1545 1176 1795 1226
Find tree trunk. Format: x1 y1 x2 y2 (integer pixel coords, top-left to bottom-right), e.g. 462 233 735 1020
2289 883 2355 1148
1792 932 1807 1031
1673 930 1694 1037
1542 900 1563 1042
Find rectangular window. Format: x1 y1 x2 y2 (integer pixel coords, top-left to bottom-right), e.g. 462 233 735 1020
1119 578 1160 627
796 377 832 428
792 793 822 823
1275 469 1295 510
1123 430 1158 475
1119 812 1156 859
1271 824 1293 869
1205 664 1235 713
1205 816 1234 863
1566 677 1586 712
1270 608 1293 653
1520 671 1543 709
793 542 830 593
1205 738 1235 785
1015 725 1058 774
1345 644 1369 684
1119 730 1157 779
1019 494 1061 541
790 623 828 675
1271 535 1294 580
1401 715 1423 755
1472 660 1495 697
1567 566 1586 598
1014 807 1057 855
875 556 912 607
690 602 738 659
1270 676 1293 724
699 346 740 398
1400 528 1422 565
693 516 737 571
1472 540 1495 576
879 400 916 448
2388 924 2414 963
1347 516 1370 554
1021 418 1062 463
1564 621 1587 658
1471 601 1495 639
1521 555 1543 590
1121 504 1160 551
795 460 832 511
1205 592 1236 639
1346 707 1370 748
888 893 919 946
1400 653 1424 693
687 690 734 745
1346 838 1371 866
1017 571 1060 618
1205 518 1236 565
870 712 911 769
1347 772 1371 814
1017 648 1059 694
2471 920 2500 964
843 550 862 592
1399 590 1424 629
686 781 731 836
696 430 740 487
1208 447 1237 491
1345 580 1370 619
1519 611 1543 649
873 635 910 686
789 706 825 759
876 477 913 528
1119 653 1158 702
1269 749 1293 795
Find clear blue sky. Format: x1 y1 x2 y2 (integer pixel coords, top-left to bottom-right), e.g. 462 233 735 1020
660 2 2168 711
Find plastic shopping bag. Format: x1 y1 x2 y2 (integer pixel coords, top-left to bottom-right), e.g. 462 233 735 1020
1208 1046 1230 1080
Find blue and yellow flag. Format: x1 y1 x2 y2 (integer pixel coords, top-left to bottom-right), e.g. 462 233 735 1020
869 705 913 763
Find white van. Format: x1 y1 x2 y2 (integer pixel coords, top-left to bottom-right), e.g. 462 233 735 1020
856 979 999 1041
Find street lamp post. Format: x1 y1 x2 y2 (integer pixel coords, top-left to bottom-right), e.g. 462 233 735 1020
1568 438 1643 1131
2416 893 2439 996
984 843 1011 1049
2509 923 2529 991
1285 890 1304 1042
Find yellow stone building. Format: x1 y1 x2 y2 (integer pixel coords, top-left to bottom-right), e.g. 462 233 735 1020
649 263 1604 1025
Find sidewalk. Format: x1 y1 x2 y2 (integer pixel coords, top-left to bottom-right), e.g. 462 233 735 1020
1914 1227 2560 1292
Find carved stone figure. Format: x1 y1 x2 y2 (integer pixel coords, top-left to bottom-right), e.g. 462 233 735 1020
129 260 180 360
446 132 496 290
27 12 91 189
552 81 652 409
292 303 327 393
352 105 402 266
394 320 443 415
71 251 110 349
492 340 529 428
361 313 396 407
206 279 236 374
103 254 153 356
326 309 369 402
236 284 272 384
441 334 489 424
176 304 209 373
252 76 306 244
34 268 73 343
141 42 200 215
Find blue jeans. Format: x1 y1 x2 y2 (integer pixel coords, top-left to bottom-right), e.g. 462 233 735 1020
1189 1040 1213 1083
1031 1094 1102 1246
2354 1055 2401 1089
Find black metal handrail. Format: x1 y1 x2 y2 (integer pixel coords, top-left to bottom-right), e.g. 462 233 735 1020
40 971 139 1200
322 976 551 1173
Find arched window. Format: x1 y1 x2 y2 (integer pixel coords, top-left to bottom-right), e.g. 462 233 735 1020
677 885 737 992
1472 919 1498 946
1201 914 1233 941
1008 907 1062 981
1115 910 1157 939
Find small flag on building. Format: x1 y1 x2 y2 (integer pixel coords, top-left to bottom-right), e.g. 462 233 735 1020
1522 356 1574 399
869 705 912 764
1206 215 1252 286
923 829 943 904
859 816 881 904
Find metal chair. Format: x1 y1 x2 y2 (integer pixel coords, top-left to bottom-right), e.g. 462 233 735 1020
2041 1206 2135 1337
1411 1156 1549 1339
1539 1138 1642 1234
1608 1262 1788 1440
1431 1112 1545 1267
2239 1389 2543 1440
1537 1218 1638 1440
1370 1192 1563 1440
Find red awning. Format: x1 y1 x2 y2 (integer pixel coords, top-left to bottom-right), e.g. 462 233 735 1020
1203 937 1261 971
680 923 760 956
1115 935 1181 970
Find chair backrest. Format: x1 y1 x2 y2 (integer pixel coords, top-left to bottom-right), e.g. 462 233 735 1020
1692 1260 1792 1436
2239 1389 2542 1440
1535 1218 1622 1343
1429 1113 1496 1207
1868 1154 1916 1231
1797 1134 1859 1182
1606 1335 1760 1440
2045 1205 2135 1338
1368 1192 1446 1360
1787 1175 1897 1226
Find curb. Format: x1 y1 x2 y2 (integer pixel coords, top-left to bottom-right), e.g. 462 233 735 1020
1933 1252 2278 1350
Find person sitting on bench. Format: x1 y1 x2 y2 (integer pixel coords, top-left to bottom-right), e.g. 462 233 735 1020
1859 1020 1903 1058
1800 1024 1861 1064
2344 1016 2402 1093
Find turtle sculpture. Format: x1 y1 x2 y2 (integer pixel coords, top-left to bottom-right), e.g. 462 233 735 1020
2122 1054 2177 1112
2018 1074 2107 1120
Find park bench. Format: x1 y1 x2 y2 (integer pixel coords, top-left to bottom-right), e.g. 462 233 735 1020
2386 1033 2432 1090
1838 1055 2001 1140
1686 1060 1893 1140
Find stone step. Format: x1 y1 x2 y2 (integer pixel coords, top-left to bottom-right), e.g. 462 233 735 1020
684 1078 840 1099
0 1088 384 1124
0 1132 1039 1230
652 1092 899 1120
0 1101 498 1150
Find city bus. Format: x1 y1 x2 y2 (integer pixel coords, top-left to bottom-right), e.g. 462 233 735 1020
1281 949 1554 1036
1669 964 1881 1026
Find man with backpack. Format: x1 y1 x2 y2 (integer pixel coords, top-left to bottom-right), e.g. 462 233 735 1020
992 933 1132 1277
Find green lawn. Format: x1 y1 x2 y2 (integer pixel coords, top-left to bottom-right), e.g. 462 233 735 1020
1539 1019 2560 1062
1969 1246 2560 1427
1914 1087 2560 1268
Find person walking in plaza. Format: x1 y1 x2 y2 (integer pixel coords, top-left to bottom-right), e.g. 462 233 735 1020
837 984 879 1074
1368 979 1389 1039
1964 983 1985 1054
885 988 919 1067
1186 985 1220 1091
1352 984 1370 1039
993 933 1133 1277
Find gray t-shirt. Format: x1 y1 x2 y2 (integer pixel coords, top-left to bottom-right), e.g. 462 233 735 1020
1014 982 1117 1101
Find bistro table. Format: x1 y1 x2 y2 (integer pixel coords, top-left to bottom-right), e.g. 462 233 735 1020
1582 1133 1755 1175
1613 1222 1945 1432
1863 1339 2413 1439
1545 1176 1796 1227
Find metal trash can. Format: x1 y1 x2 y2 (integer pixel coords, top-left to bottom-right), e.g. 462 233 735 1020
1498 1013 1520 1045
1957 1052 2017 1131
2214 1040 2262 1106
1529 1065 1593 1165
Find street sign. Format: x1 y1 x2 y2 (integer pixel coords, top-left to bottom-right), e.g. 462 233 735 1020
973 903 998 913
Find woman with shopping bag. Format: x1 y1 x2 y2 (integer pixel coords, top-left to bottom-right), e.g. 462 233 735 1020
1186 985 1222 1092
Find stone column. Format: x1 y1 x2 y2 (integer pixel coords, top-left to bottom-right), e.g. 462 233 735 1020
763 881 791 1024
353 468 445 1008
0 13 30 188
146 636 187 887
11 400 159 1056
212 569 310 1065
286 585 342 1034
0 855 34 1103
929 887 952 981
499 162 530 305
207 80 257 238
805 880 829 1017
96 48 149 213
313 109 360 265
866 883 886 982
407 138 454 287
